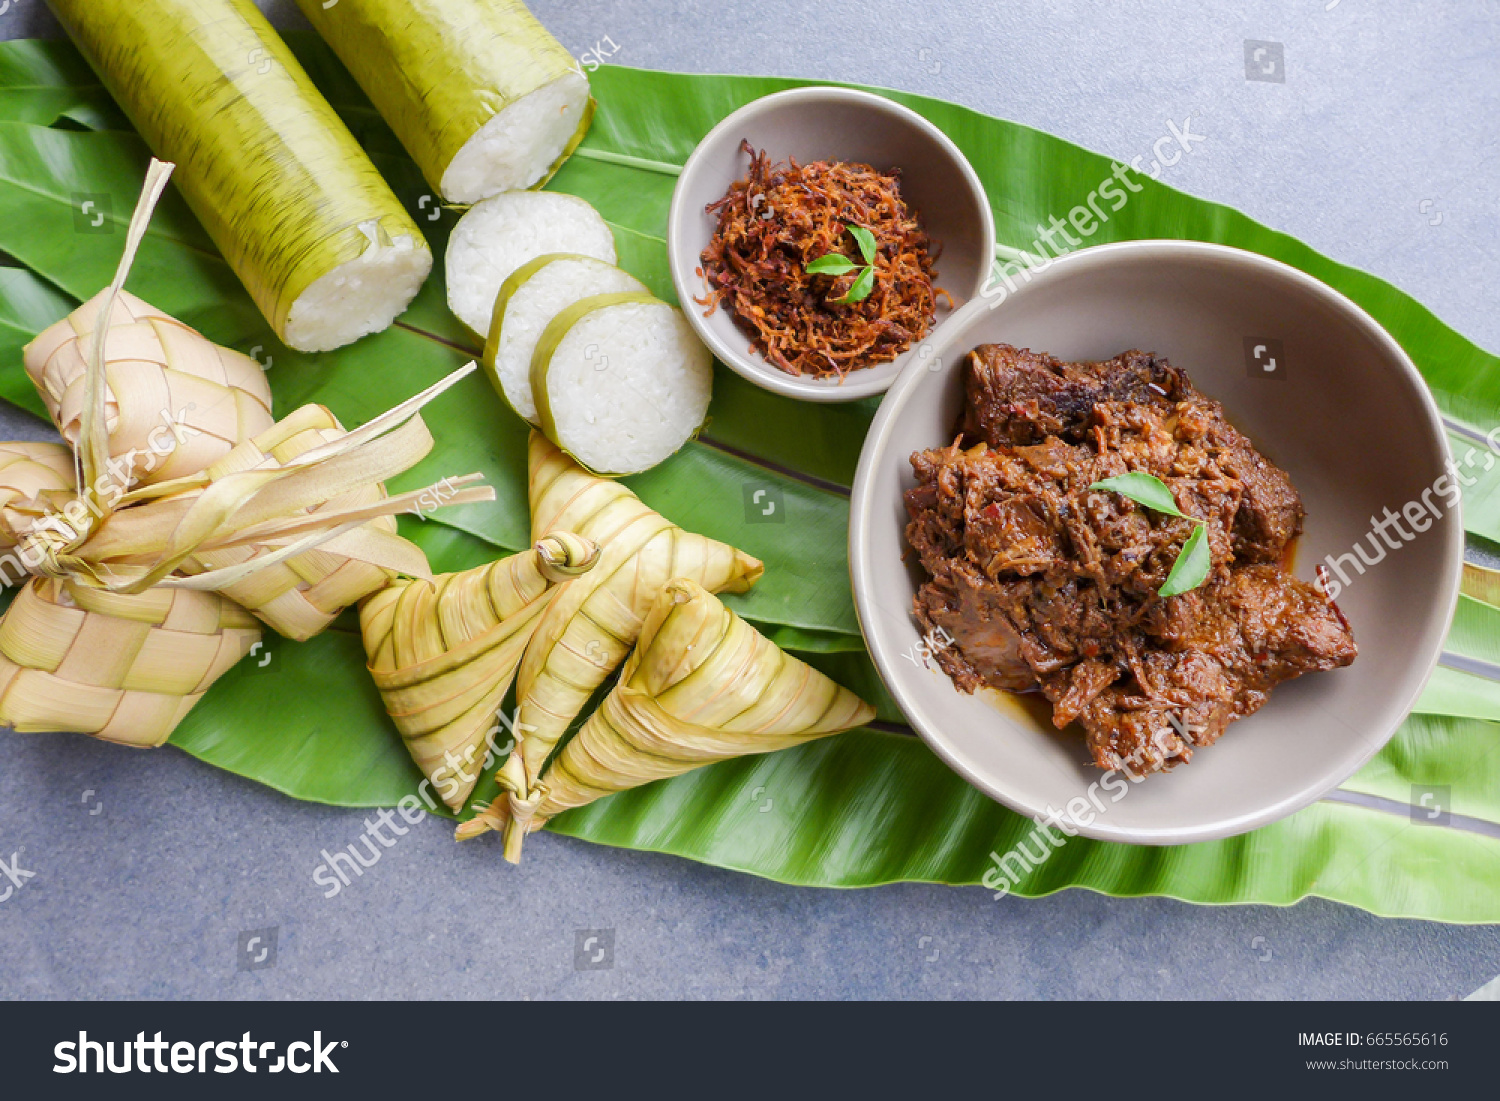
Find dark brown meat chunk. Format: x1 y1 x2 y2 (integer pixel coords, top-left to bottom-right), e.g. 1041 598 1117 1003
960 345 1186 446
905 344 1356 776
914 564 1034 692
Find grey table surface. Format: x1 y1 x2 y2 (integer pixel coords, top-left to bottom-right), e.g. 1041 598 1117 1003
1 0 1498 1001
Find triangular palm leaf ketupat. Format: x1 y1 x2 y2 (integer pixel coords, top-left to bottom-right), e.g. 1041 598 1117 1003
492 578 874 860
510 433 764 785
360 531 598 810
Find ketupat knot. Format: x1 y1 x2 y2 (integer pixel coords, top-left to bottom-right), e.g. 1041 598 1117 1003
453 807 505 843
477 748 551 863
15 524 78 581
536 531 599 580
501 788 544 861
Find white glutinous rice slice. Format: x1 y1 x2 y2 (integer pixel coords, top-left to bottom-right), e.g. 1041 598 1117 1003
441 71 592 203
486 254 648 422
445 191 615 336
284 220 433 353
534 295 713 476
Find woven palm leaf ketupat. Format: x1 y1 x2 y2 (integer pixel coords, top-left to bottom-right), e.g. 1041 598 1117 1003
0 442 75 551
493 579 874 861
292 0 593 203
360 532 599 810
0 577 261 747
4 160 493 638
180 406 409 641
46 0 432 351
23 289 274 487
0 159 493 750
511 432 764 786
39 374 494 626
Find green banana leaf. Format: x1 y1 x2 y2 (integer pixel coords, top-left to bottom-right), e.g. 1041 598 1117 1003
2 36 1499 921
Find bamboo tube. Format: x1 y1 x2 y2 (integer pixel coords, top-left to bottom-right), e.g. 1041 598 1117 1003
23 289 274 487
487 578 873 861
0 442 75 551
47 0 432 351
0 576 261 746
292 0 593 203
360 532 598 810
510 432 763 786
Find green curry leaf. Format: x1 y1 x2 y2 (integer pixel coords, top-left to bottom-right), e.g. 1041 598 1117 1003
847 223 877 264
1090 472 1187 518
805 253 857 276
1159 521 1212 597
834 264 876 305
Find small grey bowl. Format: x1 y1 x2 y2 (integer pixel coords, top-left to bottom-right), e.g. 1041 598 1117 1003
667 86 995 403
850 240 1463 845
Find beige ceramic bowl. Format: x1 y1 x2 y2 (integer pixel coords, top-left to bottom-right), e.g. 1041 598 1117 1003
850 240 1462 844
667 86 995 402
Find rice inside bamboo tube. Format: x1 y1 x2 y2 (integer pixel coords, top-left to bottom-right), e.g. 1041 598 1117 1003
360 532 598 810
0 442 76 552
484 578 874 862
0 577 261 747
22 289 274 488
293 0 593 203
509 433 763 787
47 0 432 352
